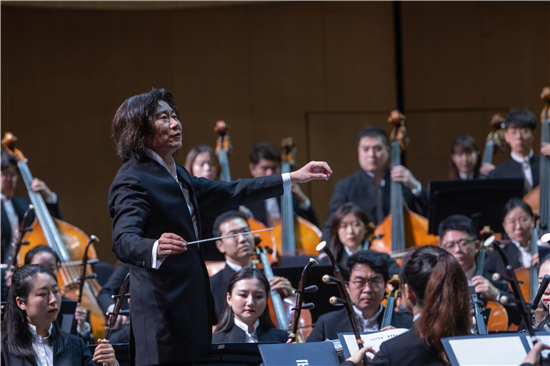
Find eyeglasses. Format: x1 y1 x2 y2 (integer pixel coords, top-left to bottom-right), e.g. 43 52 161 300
507 128 532 138
504 217 531 227
0 172 17 180
441 239 474 251
350 278 384 291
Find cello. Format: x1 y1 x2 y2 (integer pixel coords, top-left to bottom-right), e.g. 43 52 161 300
2 132 105 341
214 121 278 264
370 111 439 255
272 137 322 256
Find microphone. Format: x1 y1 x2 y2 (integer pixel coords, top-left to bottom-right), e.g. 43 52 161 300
531 275 550 310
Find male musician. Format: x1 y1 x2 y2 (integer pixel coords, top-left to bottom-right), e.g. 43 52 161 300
244 142 320 228
439 214 520 325
322 126 428 241
108 88 331 366
488 108 550 193
306 250 413 342
210 210 293 323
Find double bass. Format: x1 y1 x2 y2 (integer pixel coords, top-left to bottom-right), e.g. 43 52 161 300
2 132 105 340
370 111 438 255
272 137 322 256
481 114 506 173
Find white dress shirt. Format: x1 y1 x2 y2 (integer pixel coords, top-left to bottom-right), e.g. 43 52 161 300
29 323 54 366
511 150 534 189
234 318 260 343
512 239 532 269
353 304 384 332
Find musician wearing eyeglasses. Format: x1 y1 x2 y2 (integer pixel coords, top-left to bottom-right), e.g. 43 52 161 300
439 214 520 325
306 250 413 342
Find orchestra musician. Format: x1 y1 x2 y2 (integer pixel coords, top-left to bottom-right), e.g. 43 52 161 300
243 142 320 228
184 145 220 180
306 250 413 342
322 126 428 241
318 202 400 277
439 215 520 325
212 267 289 343
488 108 550 193
369 246 471 366
209 210 294 323
485 198 536 277
1 264 117 366
108 87 331 366
449 135 484 180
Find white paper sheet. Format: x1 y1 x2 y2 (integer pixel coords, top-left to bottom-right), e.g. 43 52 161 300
342 328 409 359
448 336 528 366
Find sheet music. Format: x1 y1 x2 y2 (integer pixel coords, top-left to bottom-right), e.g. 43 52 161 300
448 336 528 366
342 328 408 359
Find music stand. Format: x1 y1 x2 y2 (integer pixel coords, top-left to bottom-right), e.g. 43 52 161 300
428 178 524 235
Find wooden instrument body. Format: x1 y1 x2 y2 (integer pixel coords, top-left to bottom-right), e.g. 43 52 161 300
272 216 322 256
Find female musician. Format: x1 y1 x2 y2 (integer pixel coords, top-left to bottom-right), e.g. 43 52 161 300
369 246 471 366
485 198 536 277
449 135 482 180
23 245 93 343
1 264 116 366
212 267 289 343
184 145 219 180
318 203 400 276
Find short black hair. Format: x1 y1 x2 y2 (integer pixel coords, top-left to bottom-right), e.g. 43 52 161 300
438 215 477 240
1 147 18 171
504 108 537 130
344 250 389 284
213 210 249 237
24 245 62 269
249 142 281 165
356 126 390 148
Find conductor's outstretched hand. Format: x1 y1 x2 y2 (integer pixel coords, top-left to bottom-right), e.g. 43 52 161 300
290 161 332 184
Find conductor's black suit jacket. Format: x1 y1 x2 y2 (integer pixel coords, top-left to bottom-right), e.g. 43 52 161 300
108 156 284 366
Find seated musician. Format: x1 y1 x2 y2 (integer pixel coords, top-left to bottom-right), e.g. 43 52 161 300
23 245 94 344
212 267 289 343
369 246 471 366
449 135 485 180
96 262 131 344
1 264 117 366
318 202 400 277
488 108 550 193
243 142 319 228
485 198 536 277
210 211 294 323
321 126 428 241
184 145 220 180
439 214 520 325
306 250 413 342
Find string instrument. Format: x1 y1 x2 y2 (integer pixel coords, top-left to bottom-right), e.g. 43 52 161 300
524 88 550 227
481 114 506 167
8 205 35 268
380 275 400 329
370 111 438 255
105 273 130 341
255 236 313 340
272 137 322 256
288 258 318 343
318 241 369 365
1 132 105 340
475 226 508 330
214 121 278 264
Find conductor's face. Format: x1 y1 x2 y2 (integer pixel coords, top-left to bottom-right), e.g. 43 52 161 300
150 101 182 157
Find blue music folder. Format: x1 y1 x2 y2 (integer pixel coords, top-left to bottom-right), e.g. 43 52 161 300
259 342 340 366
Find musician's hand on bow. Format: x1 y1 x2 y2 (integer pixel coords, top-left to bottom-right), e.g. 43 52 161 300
542 142 550 157
93 339 117 366
471 276 499 301
391 165 420 191
522 341 550 366
75 305 88 332
269 276 293 298
157 233 187 259
30 178 55 203
289 161 332 183
346 345 375 366
480 162 495 176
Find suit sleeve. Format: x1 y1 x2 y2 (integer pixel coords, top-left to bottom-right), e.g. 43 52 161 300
109 172 156 268
403 185 428 217
292 196 320 227
305 315 326 342
322 180 349 241
79 337 95 366
46 202 62 220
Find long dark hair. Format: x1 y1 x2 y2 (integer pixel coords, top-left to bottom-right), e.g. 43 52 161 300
329 203 371 264
214 268 275 334
449 135 481 180
401 246 471 363
184 145 220 179
112 88 180 162
1 264 68 361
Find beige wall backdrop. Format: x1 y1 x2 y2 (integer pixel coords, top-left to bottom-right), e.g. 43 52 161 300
2 2 549 264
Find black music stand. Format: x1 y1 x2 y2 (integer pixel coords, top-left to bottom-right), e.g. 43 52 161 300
428 178 524 235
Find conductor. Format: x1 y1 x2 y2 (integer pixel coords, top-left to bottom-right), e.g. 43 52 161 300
108 88 331 366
